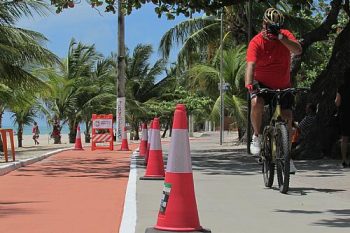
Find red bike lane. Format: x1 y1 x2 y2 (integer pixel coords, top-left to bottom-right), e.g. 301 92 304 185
0 146 136 233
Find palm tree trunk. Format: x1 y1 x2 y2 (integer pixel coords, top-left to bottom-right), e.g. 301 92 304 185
17 125 23 147
134 126 139 140
68 120 77 144
162 121 169 138
84 121 91 143
116 0 126 142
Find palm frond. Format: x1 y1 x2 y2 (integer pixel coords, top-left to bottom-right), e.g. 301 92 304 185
159 17 219 60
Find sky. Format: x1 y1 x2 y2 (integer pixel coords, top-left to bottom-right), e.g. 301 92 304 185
17 2 190 62
5 1 195 131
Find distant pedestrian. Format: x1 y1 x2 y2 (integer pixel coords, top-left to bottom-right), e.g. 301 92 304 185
32 121 40 145
51 119 61 144
335 71 350 168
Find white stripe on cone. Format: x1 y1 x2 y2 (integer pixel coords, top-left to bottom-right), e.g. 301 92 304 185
76 127 81 139
123 128 127 139
150 129 161 150
142 128 148 141
166 129 192 173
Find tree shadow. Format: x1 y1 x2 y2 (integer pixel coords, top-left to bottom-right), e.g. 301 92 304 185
313 209 350 228
274 209 350 228
292 160 347 177
286 187 346 196
0 205 39 218
188 148 261 176
14 157 130 179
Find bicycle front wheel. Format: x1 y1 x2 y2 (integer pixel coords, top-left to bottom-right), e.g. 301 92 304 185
275 123 290 194
262 127 274 188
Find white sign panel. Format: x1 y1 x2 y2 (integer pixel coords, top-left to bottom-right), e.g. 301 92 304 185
116 97 126 141
93 119 113 129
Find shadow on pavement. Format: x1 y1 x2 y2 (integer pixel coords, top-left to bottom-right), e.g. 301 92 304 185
190 148 261 176
288 187 347 195
0 206 38 218
186 146 347 179
275 209 350 228
13 157 129 179
315 209 350 227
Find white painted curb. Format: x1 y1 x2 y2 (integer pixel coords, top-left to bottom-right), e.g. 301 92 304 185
119 150 138 233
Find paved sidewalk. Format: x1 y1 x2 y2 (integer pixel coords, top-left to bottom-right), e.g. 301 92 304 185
136 131 350 233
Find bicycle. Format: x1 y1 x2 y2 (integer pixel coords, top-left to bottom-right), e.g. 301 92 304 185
249 87 308 194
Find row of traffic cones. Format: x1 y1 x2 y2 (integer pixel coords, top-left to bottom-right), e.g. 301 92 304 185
139 104 210 232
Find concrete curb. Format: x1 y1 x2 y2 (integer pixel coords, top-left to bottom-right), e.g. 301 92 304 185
0 147 73 176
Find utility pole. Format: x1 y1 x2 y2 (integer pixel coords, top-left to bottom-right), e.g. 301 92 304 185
219 8 224 145
116 0 126 141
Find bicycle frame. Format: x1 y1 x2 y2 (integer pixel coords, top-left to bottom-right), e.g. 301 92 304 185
258 87 309 194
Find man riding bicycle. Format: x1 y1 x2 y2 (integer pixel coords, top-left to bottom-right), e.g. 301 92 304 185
245 8 302 173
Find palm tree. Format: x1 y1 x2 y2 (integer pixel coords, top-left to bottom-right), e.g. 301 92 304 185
187 46 247 131
0 0 59 89
10 95 38 147
124 44 165 139
0 0 59 149
77 57 117 142
36 39 102 143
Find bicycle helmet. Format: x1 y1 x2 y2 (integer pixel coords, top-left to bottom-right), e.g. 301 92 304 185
263 8 284 26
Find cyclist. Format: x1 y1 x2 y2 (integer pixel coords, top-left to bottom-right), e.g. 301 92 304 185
245 8 302 173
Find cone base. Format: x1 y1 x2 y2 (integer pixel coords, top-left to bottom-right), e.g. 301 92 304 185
74 148 84 150
118 149 131 151
139 176 164 180
145 227 211 233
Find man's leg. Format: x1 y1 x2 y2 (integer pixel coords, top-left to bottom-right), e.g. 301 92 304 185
341 136 348 167
250 96 264 155
251 96 265 136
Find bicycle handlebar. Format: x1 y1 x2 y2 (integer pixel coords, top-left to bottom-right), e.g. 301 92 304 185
251 87 310 96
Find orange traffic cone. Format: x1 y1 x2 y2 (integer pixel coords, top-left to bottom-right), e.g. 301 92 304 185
119 127 130 151
74 125 83 150
139 123 148 157
145 104 210 233
144 120 153 165
140 118 165 180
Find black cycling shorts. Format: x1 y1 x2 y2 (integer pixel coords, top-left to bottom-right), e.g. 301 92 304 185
339 111 350 136
251 83 294 110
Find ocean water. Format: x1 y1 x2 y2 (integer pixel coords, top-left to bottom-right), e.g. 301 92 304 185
2 111 86 135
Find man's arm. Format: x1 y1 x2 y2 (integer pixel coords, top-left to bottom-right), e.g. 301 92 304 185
245 61 256 86
335 92 341 107
279 35 302 55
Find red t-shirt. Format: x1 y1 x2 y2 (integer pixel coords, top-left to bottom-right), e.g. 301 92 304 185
246 29 298 89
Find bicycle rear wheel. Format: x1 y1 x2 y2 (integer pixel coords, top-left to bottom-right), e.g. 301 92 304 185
261 127 274 187
275 123 290 194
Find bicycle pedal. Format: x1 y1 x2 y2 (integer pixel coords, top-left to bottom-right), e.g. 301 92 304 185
256 157 263 164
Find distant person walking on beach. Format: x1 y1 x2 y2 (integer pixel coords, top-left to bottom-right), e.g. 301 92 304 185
51 119 61 144
32 121 40 145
